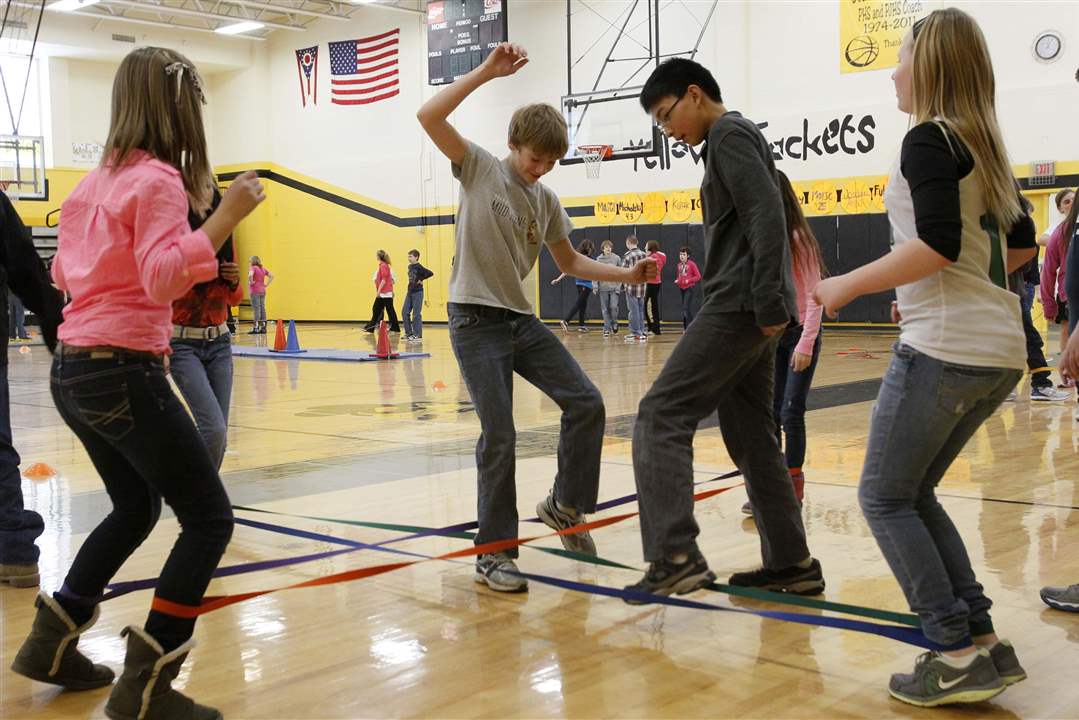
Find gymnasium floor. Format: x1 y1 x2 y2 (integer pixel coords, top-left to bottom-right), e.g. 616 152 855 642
2 322 1078 719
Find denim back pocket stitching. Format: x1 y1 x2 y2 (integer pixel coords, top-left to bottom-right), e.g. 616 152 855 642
67 382 135 442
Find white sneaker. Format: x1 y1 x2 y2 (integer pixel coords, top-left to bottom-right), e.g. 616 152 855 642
1004 391 1017 402
1032 386 1071 402
624 334 638 343
559 320 569 332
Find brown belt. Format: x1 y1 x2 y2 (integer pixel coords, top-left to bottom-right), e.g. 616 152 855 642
57 343 162 361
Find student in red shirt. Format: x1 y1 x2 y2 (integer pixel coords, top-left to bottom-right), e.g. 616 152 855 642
363 249 401 333
644 240 667 334
674 246 701 329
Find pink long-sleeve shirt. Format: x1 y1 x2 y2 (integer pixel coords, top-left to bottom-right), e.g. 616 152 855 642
1040 223 1069 320
52 151 219 354
791 231 824 356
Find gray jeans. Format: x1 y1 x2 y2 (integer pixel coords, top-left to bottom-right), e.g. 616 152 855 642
169 333 234 469
633 308 809 565
448 303 605 557
598 290 620 333
859 343 1019 646
251 292 266 323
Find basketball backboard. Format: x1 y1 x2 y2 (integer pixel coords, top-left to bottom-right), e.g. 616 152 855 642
0 135 45 200
559 0 717 167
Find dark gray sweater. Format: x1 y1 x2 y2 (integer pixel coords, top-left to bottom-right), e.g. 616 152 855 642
699 111 798 327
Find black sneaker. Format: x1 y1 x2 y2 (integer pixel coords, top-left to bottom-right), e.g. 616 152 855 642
889 650 1004 707
728 558 825 595
988 640 1027 686
623 550 716 605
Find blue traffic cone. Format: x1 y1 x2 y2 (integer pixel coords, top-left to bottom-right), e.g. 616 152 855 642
270 320 307 354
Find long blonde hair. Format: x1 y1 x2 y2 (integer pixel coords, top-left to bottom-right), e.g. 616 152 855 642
910 9 1021 228
103 47 214 214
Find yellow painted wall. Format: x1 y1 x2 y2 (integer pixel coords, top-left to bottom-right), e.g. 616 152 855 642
17 160 1078 325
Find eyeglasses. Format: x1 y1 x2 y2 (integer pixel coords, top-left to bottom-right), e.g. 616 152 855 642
655 94 685 130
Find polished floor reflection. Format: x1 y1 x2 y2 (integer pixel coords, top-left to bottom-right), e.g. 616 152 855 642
2 323 1077 718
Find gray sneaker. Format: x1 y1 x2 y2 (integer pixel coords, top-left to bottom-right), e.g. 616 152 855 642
987 640 1027 686
1031 385 1071 402
1041 583 1079 612
888 649 1004 707
741 500 753 516
536 491 597 556
475 553 528 593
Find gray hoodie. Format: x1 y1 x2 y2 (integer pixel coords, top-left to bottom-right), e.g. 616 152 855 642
595 251 622 293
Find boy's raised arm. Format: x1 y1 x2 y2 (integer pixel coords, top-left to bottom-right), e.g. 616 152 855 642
416 43 529 166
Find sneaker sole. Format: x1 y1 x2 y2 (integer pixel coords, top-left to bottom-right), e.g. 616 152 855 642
888 683 1005 707
999 670 1027 686
732 578 826 596
1040 592 1079 612
474 572 528 593
536 501 597 556
624 569 717 606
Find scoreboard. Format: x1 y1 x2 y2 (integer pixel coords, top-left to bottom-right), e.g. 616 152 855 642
426 0 508 86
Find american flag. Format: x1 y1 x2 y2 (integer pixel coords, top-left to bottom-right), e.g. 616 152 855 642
328 28 401 106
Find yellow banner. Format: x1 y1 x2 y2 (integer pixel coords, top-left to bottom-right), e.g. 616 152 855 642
839 0 931 74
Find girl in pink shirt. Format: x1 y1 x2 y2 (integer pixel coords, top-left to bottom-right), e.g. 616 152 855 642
11 47 263 720
674 247 702 329
1040 215 1073 366
745 171 825 514
247 255 273 334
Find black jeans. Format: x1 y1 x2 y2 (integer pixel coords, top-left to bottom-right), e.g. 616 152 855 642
563 286 591 326
645 283 662 334
632 308 809 566
679 286 699 329
0 359 44 564
51 348 233 650
365 297 401 333
773 324 822 470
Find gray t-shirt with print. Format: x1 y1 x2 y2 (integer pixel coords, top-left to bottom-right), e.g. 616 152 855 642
449 141 574 314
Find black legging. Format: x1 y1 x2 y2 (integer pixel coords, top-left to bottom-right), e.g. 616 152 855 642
564 285 591 326
645 283 662 333
365 296 400 332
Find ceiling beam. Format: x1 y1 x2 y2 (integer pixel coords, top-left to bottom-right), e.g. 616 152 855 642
88 0 307 30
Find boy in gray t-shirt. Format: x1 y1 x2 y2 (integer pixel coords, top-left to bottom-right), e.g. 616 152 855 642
417 42 656 593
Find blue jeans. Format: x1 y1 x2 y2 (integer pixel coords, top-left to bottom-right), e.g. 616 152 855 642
599 290 620 333
1018 282 1052 388
773 325 822 470
402 289 424 337
0 361 44 564
169 333 234 469
858 343 1019 646
626 295 645 336
447 303 604 557
50 347 233 649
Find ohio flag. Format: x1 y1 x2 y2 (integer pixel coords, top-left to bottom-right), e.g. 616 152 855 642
295 45 318 107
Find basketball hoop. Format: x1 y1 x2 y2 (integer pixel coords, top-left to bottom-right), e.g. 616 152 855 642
577 144 612 180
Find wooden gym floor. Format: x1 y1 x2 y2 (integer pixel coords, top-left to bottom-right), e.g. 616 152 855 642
2 322 1077 719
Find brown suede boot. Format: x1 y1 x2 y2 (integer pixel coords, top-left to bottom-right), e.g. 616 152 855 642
11 592 115 690
104 626 221 720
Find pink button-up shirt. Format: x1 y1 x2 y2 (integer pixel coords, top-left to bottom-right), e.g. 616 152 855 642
52 151 219 353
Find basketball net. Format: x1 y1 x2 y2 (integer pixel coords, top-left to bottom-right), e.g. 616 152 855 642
577 144 612 180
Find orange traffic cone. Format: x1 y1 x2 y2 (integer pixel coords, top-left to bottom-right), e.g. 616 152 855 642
272 319 286 351
23 462 57 480
370 320 399 359
270 320 306 354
